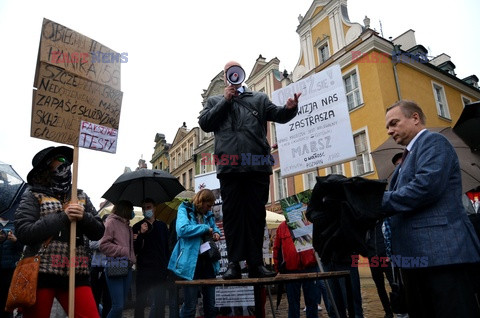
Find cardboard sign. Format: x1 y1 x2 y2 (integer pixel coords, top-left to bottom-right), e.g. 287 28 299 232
34 18 122 91
31 62 122 150
272 64 356 177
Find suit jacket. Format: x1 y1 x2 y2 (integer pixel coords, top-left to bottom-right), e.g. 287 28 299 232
382 130 480 267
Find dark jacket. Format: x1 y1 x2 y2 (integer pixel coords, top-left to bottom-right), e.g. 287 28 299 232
365 221 387 259
15 186 104 287
198 89 297 175
132 218 169 279
0 219 23 269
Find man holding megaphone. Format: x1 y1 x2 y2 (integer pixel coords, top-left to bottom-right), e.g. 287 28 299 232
199 60 301 280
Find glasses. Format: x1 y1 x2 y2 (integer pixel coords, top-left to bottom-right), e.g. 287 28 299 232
56 156 67 163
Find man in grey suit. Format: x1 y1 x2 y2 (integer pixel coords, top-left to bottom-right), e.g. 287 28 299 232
382 100 480 317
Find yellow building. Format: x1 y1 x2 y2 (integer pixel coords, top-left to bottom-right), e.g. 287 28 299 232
287 0 480 193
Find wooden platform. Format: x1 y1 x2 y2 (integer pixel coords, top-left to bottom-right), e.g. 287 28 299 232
175 270 350 286
175 271 354 317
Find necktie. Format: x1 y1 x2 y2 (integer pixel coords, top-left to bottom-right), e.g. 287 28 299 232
400 148 409 164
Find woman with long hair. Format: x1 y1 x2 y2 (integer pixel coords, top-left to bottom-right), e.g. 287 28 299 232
99 200 136 318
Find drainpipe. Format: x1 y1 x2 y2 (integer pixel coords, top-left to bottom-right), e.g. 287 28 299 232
392 44 402 100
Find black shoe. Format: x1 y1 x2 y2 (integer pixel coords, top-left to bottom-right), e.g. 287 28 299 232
222 262 241 280
248 265 276 278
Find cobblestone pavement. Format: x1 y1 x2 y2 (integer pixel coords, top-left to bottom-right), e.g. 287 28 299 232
122 270 387 318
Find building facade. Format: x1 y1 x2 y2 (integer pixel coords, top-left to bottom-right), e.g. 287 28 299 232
169 123 199 191
288 0 479 192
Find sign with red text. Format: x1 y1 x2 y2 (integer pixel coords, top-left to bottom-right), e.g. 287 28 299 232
31 19 123 153
34 18 121 91
79 121 118 153
272 64 355 177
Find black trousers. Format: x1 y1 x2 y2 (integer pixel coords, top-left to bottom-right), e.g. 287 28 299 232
219 172 270 266
368 259 394 315
402 264 480 318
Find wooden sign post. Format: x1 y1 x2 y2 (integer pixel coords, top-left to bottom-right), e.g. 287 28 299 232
31 18 124 317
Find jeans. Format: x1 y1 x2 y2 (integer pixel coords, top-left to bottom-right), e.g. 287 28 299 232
134 271 167 318
322 261 363 318
317 279 329 309
105 268 133 318
285 268 319 318
180 285 216 318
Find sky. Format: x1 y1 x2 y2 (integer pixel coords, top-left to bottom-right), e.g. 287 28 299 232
0 0 479 209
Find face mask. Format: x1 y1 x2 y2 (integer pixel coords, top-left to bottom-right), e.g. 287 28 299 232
51 163 72 195
144 210 154 219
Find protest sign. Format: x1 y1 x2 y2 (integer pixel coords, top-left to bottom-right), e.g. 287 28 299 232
31 62 122 151
279 190 313 252
34 18 122 91
272 64 356 177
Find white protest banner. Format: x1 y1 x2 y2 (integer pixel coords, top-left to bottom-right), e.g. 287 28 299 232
215 286 255 307
272 64 356 177
79 120 118 153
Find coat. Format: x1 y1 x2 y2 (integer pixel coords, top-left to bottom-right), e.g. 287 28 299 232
198 89 297 175
167 202 220 281
273 221 317 272
383 130 480 267
99 213 136 265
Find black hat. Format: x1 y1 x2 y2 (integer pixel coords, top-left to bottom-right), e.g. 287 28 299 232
27 146 73 184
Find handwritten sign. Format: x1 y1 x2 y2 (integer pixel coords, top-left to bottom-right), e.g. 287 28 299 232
31 62 122 150
34 18 121 91
272 64 356 177
79 120 118 153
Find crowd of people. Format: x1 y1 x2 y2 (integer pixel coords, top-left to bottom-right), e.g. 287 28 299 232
1 60 479 318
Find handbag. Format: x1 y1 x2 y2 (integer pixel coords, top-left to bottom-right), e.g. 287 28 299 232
106 264 129 278
5 238 52 312
203 240 221 262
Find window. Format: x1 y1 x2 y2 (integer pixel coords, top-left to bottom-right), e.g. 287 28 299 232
462 96 472 107
274 170 288 200
352 130 372 176
326 164 344 175
314 36 330 65
432 82 450 119
184 147 188 162
188 169 193 189
270 122 277 146
318 44 329 64
189 143 194 159
303 171 317 190
343 69 362 111
182 173 187 188
171 155 176 170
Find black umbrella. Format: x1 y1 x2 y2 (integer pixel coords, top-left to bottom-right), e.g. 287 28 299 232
453 101 480 153
0 161 27 220
306 174 387 261
371 127 480 192
102 169 185 207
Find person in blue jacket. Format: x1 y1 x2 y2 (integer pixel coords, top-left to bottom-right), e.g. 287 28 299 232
168 189 221 318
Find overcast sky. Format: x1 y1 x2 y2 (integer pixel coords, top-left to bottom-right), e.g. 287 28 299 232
0 0 478 209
